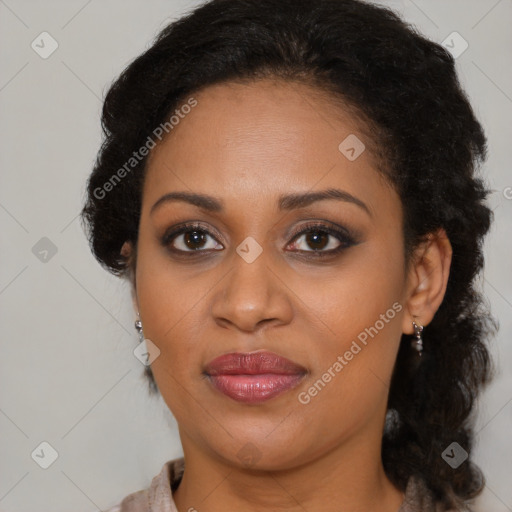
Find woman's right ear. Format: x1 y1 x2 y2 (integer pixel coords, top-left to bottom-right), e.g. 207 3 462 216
120 240 132 261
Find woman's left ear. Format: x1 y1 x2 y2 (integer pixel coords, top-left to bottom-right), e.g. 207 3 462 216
121 241 139 314
401 228 453 335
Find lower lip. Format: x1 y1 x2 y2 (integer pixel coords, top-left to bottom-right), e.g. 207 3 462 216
207 374 305 404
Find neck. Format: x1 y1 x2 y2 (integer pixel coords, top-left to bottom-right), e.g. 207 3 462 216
173 425 404 512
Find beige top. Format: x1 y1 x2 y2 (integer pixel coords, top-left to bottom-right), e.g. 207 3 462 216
106 457 453 512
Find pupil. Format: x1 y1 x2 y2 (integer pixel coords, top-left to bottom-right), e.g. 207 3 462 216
185 230 206 249
182 230 330 251
307 231 328 250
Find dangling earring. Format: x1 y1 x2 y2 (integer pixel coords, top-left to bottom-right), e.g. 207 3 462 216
134 316 144 344
411 320 424 356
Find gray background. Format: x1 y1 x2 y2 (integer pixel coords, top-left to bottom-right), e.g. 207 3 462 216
0 1 510 510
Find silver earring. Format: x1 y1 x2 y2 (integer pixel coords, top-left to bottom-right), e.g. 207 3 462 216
134 317 144 344
411 320 424 356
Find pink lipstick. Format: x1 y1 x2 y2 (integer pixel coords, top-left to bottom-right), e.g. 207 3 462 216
204 351 307 404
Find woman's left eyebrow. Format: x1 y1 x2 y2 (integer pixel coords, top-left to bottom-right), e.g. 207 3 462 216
150 188 371 217
278 188 371 217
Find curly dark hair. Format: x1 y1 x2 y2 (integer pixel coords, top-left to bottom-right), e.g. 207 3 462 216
80 0 496 509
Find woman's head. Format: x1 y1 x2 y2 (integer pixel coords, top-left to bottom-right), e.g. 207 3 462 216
81 0 495 509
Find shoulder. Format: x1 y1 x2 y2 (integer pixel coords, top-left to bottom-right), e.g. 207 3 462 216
105 457 185 512
105 489 148 512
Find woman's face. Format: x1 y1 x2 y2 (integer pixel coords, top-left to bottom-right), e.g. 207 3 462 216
134 78 412 470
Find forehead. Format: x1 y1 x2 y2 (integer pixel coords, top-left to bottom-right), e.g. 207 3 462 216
143 79 395 218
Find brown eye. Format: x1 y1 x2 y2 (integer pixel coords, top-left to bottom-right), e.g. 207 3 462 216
293 230 335 251
181 230 208 250
162 223 223 253
287 222 357 257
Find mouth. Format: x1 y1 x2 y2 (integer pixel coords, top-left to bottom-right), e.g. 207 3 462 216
204 351 308 404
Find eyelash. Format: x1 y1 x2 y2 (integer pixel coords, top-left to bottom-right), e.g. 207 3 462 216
161 221 358 259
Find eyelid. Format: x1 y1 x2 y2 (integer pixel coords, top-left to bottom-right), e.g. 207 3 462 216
161 221 225 249
286 220 355 244
284 221 358 256
161 219 359 256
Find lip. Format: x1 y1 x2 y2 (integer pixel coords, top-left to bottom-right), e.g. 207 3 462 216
204 351 307 404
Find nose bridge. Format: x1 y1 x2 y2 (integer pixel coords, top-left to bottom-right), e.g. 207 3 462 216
210 239 292 331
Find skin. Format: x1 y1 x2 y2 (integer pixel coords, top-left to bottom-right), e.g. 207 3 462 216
122 78 452 512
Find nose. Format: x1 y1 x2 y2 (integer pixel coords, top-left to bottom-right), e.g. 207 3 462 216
210 249 294 333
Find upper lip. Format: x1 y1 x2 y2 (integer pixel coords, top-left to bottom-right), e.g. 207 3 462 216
204 351 307 376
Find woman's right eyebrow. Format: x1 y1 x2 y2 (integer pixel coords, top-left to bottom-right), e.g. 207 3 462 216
151 191 222 214
150 188 371 217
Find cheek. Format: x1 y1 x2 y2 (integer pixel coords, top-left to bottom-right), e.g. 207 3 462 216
135 226 207 340
292 237 405 408
292 237 405 344
134 241 203 389
136 275 205 366
135 259 206 421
